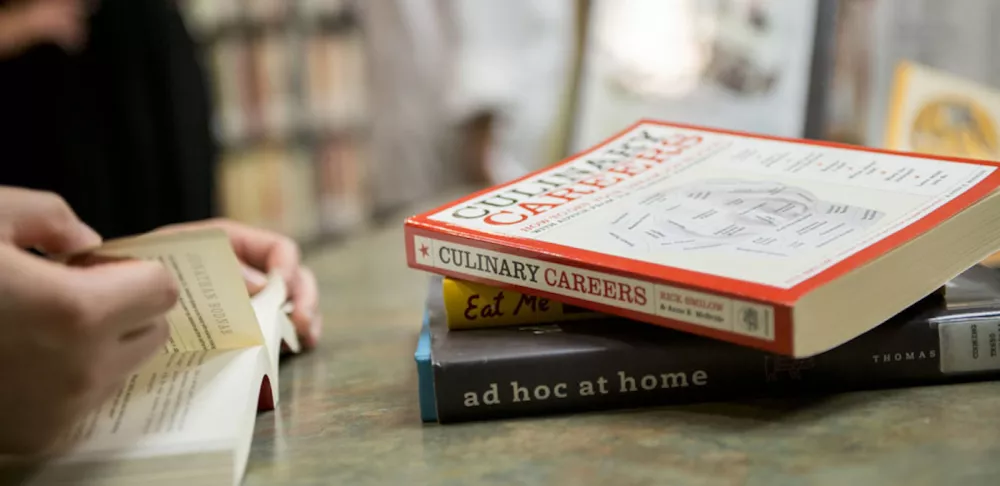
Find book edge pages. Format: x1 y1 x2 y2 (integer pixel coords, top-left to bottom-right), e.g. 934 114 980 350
249 272 295 408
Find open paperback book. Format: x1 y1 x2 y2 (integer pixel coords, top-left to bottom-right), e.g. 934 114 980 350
4 228 302 486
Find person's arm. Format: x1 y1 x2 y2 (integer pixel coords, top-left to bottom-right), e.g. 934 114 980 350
0 0 86 59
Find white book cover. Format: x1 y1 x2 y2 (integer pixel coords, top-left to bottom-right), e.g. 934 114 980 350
407 120 1000 356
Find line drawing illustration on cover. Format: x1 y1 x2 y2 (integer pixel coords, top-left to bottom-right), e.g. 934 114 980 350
604 178 885 257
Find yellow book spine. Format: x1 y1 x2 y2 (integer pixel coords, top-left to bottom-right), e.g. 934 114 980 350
442 278 602 329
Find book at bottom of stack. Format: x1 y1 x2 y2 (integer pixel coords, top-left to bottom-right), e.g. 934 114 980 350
415 267 1000 424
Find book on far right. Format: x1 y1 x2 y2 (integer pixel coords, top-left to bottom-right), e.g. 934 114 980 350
884 61 1000 162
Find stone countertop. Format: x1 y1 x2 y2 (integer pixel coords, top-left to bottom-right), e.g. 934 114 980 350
243 189 1000 486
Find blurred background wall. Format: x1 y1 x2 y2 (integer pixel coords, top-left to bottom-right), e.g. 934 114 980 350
91 0 1000 246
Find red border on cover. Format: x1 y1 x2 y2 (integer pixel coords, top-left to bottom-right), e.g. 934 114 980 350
406 119 1000 305
405 225 796 354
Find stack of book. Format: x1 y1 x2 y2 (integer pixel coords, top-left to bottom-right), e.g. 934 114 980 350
405 118 1000 424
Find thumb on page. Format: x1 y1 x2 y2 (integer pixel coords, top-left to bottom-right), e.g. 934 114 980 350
70 258 180 334
242 263 269 297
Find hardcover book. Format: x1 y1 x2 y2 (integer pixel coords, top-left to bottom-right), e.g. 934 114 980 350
416 267 1000 423
5 229 301 486
405 119 1000 357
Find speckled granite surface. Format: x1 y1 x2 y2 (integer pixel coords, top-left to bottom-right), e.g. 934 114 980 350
243 190 1000 486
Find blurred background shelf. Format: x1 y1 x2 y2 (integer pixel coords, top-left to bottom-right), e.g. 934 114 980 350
178 0 370 246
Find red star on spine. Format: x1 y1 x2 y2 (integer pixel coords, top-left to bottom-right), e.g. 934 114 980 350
419 244 430 257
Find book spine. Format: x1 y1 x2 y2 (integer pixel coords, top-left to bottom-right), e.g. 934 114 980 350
406 226 794 355
442 277 603 329
431 315 1000 423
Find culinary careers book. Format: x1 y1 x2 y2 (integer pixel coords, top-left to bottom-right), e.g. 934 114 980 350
404 120 1000 357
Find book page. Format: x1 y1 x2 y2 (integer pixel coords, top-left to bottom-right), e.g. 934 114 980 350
251 272 300 358
248 272 299 404
426 123 996 289
50 348 265 462
81 229 265 352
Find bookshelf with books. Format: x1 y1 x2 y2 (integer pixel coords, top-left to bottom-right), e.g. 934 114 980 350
178 0 370 245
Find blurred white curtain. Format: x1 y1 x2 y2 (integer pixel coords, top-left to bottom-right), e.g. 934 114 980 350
356 0 459 216
444 0 577 184
357 0 577 214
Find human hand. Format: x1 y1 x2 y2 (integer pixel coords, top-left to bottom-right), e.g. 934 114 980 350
0 187 178 456
155 219 322 350
0 0 88 59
